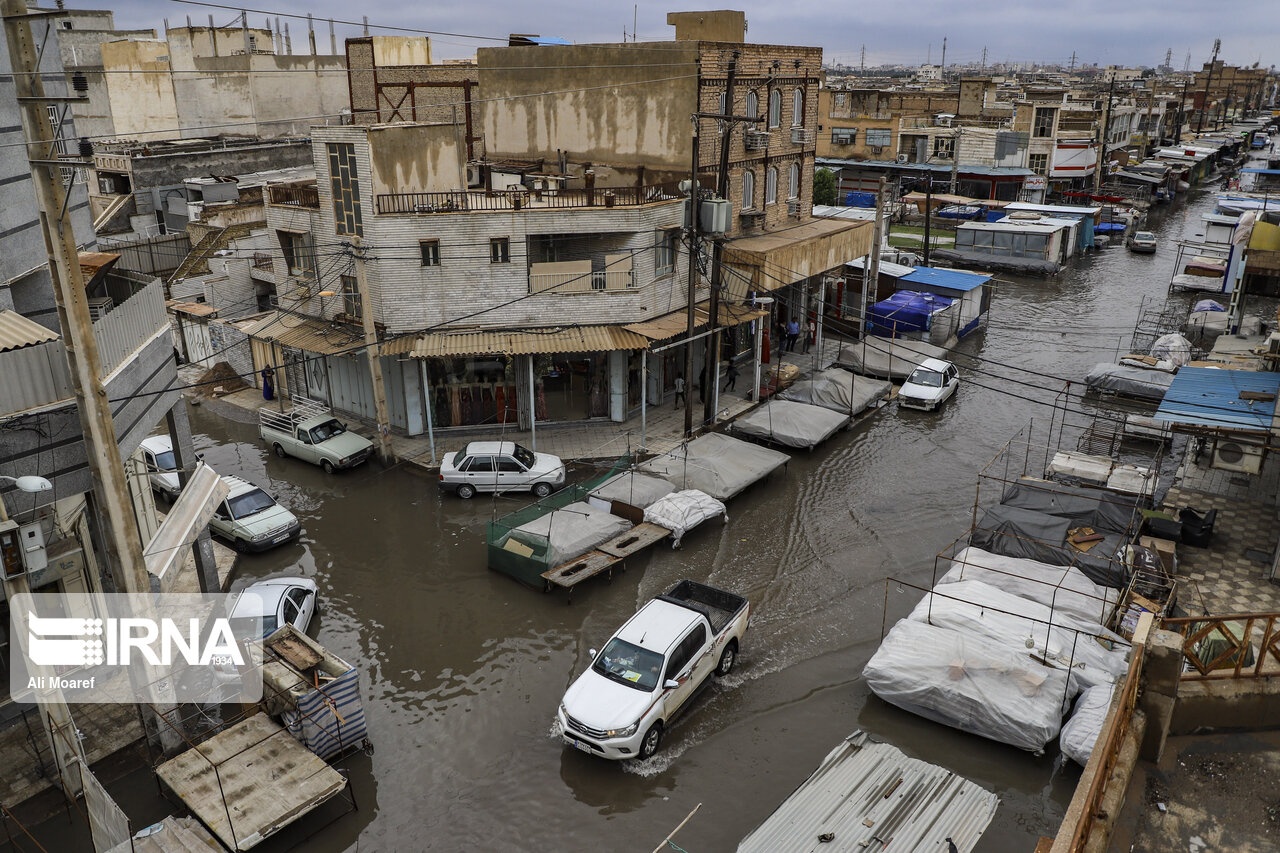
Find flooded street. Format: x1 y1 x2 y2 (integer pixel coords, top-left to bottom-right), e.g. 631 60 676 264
159 190 1214 852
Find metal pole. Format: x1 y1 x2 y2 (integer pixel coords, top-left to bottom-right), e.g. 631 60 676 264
528 356 536 452
751 315 763 402
422 362 436 465
640 352 647 449
351 236 393 464
703 52 737 428
923 175 932 267
684 78 702 439
1095 74 1115 193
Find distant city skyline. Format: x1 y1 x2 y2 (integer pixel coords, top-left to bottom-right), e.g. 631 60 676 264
102 0 1274 71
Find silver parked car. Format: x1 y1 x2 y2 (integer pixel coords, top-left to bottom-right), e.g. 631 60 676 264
228 577 318 638
438 441 566 499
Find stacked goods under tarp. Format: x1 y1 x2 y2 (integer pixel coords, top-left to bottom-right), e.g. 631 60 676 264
969 505 1129 588
1060 683 1116 766
262 625 368 761
500 501 631 568
1084 363 1176 402
588 471 674 510
731 400 849 450
639 432 789 501
642 490 726 547
863 619 1072 752
906 580 1129 693
866 291 954 338
776 368 891 417
1000 479 1142 534
1184 310 1263 343
837 337 954 380
939 547 1121 627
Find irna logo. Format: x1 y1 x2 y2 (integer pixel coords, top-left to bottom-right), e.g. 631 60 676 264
27 613 245 668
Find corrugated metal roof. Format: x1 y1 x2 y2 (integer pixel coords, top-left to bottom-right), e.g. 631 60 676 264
900 266 993 292
241 311 365 355
0 310 59 352
1154 367 1280 432
737 731 999 853
817 157 1037 177
409 325 648 359
625 300 767 341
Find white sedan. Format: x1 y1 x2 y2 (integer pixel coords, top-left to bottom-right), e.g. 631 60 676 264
228 577 318 638
898 358 960 412
438 441 566 499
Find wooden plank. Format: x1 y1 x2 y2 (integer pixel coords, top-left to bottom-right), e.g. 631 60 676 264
598 523 670 558
541 550 618 588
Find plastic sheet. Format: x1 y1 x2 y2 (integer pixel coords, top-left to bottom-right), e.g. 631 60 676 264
731 400 849 449
1184 311 1263 341
941 547 1120 628
643 489 726 547
906 580 1128 693
1084 363 1175 401
969 506 1129 589
777 368 891 417
501 501 631 567
589 471 675 509
639 432 789 500
1060 683 1115 766
837 337 953 380
1150 333 1193 368
863 619 1071 752
1000 479 1140 535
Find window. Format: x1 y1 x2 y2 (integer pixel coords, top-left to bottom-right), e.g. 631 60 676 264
765 167 777 205
834 92 847 109
831 127 857 145
865 127 892 148
654 228 678 276
496 457 524 473
788 162 800 200
768 89 781 128
463 456 493 473
420 239 440 266
1028 153 1049 174
792 88 804 126
933 136 954 160
717 90 727 116
340 273 361 319
278 230 316 278
745 90 759 122
326 142 363 237
742 170 756 210
1033 107 1055 138
490 237 510 263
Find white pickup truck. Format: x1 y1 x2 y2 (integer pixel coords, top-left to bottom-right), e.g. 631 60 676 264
558 580 751 761
259 398 375 473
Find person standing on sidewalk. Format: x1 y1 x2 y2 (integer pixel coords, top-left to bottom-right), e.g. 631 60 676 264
725 362 739 391
674 373 686 409
786 318 800 352
803 318 816 354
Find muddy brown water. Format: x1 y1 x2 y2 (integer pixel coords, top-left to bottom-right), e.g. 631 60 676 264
10 188 1229 853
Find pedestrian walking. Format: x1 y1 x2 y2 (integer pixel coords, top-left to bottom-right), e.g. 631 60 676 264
725 362 739 391
803 318 816 354
786 318 800 352
261 365 275 401
673 373 685 409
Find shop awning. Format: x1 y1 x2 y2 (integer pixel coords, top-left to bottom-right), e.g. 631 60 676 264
241 311 365 356
624 299 767 342
406 324 649 359
722 218 873 296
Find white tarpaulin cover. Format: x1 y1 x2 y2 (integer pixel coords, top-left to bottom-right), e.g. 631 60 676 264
1084 363 1176 401
643 489 726 547
777 368 891 417
731 400 849 449
941 547 1120 627
640 432 789 500
589 471 675 509
1184 310 1263 341
863 619 1072 752
502 501 631 567
906 580 1128 693
1061 683 1115 766
836 337 952 380
1149 333 1192 368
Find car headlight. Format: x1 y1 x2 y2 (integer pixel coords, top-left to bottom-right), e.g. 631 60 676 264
605 721 639 739
252 531 270 542
339 457 349 465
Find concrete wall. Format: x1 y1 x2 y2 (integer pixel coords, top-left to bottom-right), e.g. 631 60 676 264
1171 677 1280 735
100 40 181 140
346 37 477 126
667 11 746 42
367 124 463 197
208 317 254 378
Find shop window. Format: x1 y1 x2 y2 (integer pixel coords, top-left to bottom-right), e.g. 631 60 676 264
420 239 441 267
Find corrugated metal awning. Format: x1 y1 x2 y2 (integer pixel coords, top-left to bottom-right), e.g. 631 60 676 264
166 299 217 318
624 300 767 341
0 310 59 352
407 325 649 359
241 311 365 356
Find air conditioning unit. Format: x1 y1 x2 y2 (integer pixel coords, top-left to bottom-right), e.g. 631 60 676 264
1212 438 1264 474
790 127 815 145
745 130 770 151
786 199 801 216
870 146 885 155
465 164 483 187
896 153 910 164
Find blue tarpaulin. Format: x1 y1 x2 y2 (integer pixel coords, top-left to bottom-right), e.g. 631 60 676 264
845 191 877 208
985 209 1007 222
1094 222 1126 234
868 290 954 337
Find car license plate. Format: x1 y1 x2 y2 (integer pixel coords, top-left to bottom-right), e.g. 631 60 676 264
571 739 592 755
272 533 290 544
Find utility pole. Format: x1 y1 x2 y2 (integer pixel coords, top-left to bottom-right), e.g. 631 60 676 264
949 127 960 194
1069 51 1077 74
684 91 701 438
1144 76 1156 156
868 176 887 326
703 52 737 428
1095 74 1115 192
940 36 946 77
980 46 987 73
1176 77 1190 144
1196 39 1220 133
922 174 933 267
1219 83 1234 129
349 238 393 464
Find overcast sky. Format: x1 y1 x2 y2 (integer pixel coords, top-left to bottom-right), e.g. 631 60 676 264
103 0 1275 70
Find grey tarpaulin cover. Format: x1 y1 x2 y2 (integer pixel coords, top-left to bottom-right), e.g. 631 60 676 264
1000 479 1141 535
1083 363 1175 401
1061 683 1115 766
1184 310 1263 342
836 337 952 380
501 501 631 567
941 547 1120 627
589 471 675 509
731 400 849 449
777 368 891 417
907 580 1128 693
643 489 726 547
639 432 789 500
970 506 1129 588
863 619 1072 752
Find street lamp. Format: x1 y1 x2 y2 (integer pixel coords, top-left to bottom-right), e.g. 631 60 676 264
0 475 52 493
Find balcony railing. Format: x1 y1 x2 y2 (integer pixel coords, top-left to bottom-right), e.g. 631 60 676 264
94 279 167 376
1164 613 1280 680
376 185 678 215
267 184 320 208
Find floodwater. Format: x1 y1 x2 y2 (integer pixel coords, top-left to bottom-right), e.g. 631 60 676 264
17 187 1226 853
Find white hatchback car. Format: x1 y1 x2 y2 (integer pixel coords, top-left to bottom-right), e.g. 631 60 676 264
899 358 960 411
228 577 318 638
438 441 566 499
139 435 182 501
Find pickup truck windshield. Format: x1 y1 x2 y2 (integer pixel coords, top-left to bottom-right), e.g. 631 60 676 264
310 420 346 442
228 489 276 520
593 639 663 692
513 445 537 469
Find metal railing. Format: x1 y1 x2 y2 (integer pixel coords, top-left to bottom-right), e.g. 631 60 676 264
93 279 167 376
376 185 678 215
1163 613 1280 680
267 184 320 208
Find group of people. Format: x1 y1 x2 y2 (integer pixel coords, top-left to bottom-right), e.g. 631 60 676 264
778 316 815 354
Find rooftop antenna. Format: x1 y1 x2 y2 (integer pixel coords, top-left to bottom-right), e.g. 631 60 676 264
940 36 946 71
330 19 336 55
1164 48 1172 68
362 16 369 37
1183 51 1191 72
980 46 986 72
860 44 865 77
1069 50 1076 73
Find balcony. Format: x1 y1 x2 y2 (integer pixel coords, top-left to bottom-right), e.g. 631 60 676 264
375 185 678 216
267 183 320 208
529 258 635 294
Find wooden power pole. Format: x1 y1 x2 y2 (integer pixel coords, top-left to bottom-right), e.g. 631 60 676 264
350 237 393 464
703 52 737 428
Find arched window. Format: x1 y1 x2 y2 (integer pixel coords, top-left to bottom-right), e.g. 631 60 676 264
742 171 756 210
765 167 778 205
792 88 804 126
768 89 781 128
788 162 800 199
745 90 758 122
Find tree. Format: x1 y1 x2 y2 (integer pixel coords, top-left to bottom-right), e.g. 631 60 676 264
813 168 837 206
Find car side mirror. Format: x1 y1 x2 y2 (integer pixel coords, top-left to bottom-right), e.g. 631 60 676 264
664 679 680 690
588 648 597 658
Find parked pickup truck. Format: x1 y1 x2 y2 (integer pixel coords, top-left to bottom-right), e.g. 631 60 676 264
558 580 751 761
259 398 374 473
